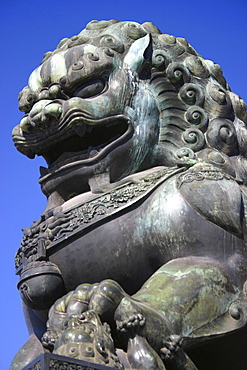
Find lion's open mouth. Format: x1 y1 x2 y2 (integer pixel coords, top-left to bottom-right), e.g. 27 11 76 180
13 110 133 181
42 118 132 169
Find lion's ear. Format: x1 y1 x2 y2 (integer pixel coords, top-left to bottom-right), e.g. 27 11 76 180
123 34 152 73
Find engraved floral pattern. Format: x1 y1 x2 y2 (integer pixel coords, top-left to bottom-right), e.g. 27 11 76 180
15 167 181 271
176 168 232 188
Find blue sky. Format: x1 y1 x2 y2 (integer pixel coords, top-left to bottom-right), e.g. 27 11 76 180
1 0 247 368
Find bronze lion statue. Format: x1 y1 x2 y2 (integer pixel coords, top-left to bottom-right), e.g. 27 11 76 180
11 20 247 369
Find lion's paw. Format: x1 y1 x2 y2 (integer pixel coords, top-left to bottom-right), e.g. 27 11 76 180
116 313 145 333
160 334 182 361
42 330 60 351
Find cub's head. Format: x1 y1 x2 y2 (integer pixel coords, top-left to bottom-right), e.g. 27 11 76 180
12 20 247 202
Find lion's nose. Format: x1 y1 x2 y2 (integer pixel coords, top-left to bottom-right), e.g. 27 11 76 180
18 83 66 116
20 100 62 133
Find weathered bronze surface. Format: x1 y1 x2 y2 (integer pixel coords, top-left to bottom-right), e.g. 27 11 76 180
11 20 247 369
19 352 120 370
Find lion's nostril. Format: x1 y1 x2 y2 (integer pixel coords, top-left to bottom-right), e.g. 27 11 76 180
18 87 38 113
24 100 63 131
27 94 36 104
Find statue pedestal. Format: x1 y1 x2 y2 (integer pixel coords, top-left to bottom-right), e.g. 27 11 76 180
21 353 119 370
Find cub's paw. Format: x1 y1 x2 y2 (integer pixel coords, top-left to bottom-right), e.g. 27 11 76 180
42 330 60 351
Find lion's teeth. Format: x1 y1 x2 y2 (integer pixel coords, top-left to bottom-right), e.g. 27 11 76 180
88 146 99 158
74 124 86 137
40 166 49 176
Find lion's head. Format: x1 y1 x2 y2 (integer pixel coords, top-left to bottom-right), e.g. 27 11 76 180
12 20 247 202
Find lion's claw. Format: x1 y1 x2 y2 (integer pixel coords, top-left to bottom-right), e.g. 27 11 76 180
117 313 146 333
160 335 182 360
42 330 60 351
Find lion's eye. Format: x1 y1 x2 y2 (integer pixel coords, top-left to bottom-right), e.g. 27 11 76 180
74 79 105 98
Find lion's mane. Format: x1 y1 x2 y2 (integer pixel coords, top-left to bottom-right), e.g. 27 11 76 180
39 20 247 183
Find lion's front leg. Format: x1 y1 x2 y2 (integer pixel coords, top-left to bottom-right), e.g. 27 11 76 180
161 335 198 370
115 295 198 370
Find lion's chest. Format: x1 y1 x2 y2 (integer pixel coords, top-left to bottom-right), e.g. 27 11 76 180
47 177 244 295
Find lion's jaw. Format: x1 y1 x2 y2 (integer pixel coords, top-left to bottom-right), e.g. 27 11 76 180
37 93 159 201
12 63 160 201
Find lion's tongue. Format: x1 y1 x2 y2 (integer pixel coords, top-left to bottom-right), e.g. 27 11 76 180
40 146 101 172
52 145 100 165
74 125 87 137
